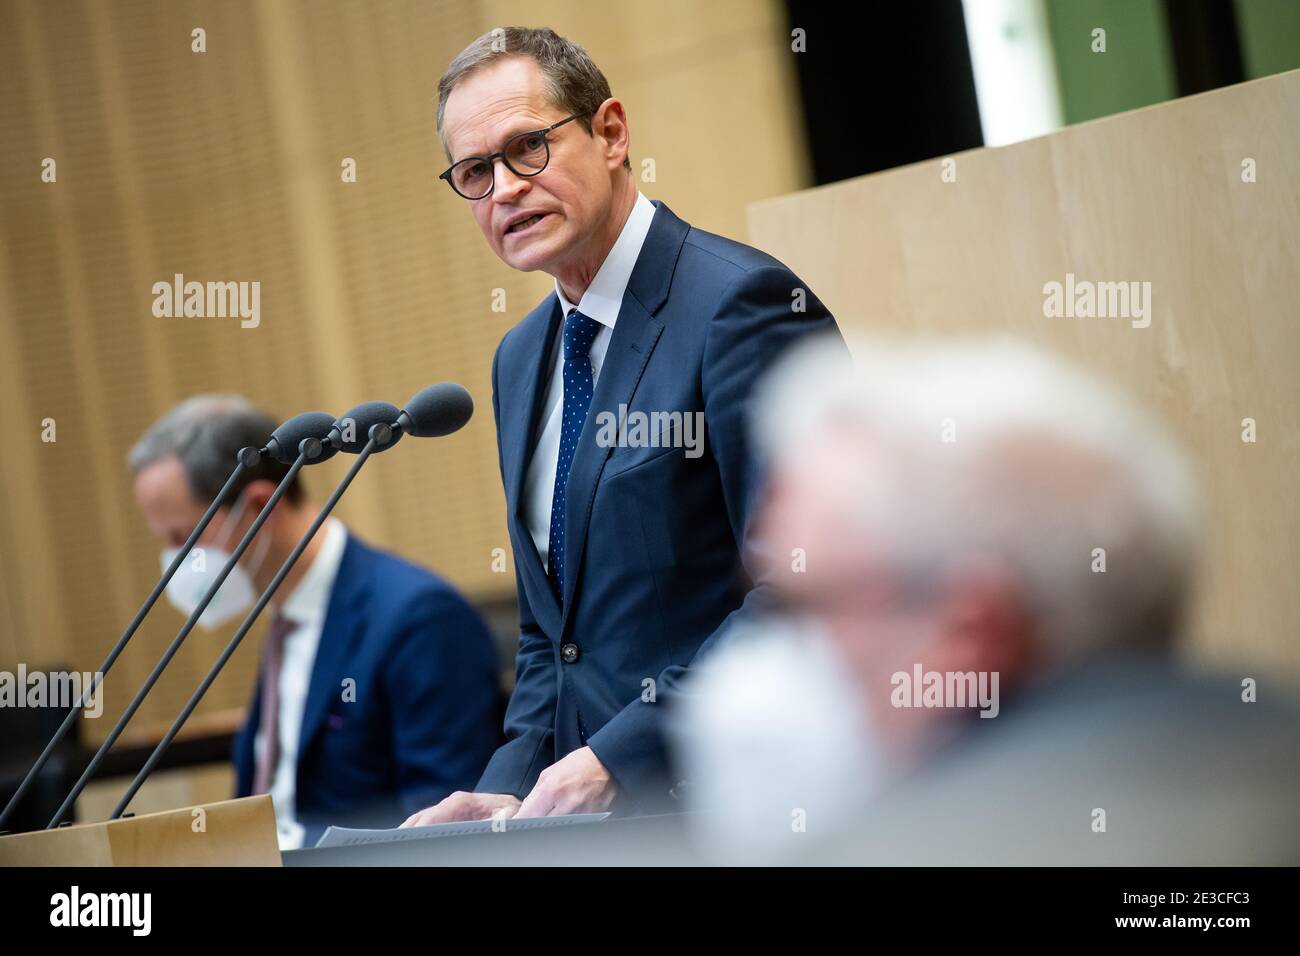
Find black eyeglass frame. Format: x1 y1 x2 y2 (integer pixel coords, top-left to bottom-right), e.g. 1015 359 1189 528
439 112 588 200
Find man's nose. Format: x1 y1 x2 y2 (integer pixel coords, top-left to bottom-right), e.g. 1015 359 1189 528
490 157 529 202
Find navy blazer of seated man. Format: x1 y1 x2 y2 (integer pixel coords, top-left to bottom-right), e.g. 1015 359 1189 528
234 532 502 844
480 198 841 809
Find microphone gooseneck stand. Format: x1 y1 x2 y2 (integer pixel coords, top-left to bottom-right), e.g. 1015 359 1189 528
0 449 256 833
46 437 326 828
109 422 396 819
106 382 475 819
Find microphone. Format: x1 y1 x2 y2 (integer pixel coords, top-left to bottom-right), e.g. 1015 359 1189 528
328 401 404 454
265 411 342 464
45 413 341 828
397 382 474 437
0 410 337 833
109 385 474 820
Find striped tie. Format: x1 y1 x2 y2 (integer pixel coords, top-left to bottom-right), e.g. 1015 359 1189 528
252 613 295 795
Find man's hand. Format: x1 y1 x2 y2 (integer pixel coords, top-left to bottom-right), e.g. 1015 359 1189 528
399 791 521 828
514 746 619 818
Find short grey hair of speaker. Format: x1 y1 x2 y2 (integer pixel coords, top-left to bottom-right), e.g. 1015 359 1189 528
437 26 632 172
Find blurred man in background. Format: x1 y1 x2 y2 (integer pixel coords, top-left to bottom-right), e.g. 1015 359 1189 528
679 336 1300 864
129 395 501 848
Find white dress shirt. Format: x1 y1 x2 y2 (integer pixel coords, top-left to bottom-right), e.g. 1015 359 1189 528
524 191 658 570
253 517 347 850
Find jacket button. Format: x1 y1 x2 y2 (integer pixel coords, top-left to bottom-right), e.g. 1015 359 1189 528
561 643 580 664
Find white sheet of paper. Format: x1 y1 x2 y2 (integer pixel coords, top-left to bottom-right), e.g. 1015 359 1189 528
314 812 612 848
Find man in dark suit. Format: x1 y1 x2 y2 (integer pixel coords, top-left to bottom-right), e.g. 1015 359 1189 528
403 27 840 825
130 395 501 847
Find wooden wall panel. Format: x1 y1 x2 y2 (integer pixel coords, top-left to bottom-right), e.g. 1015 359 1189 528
748 70 1300 676
0 0 809 746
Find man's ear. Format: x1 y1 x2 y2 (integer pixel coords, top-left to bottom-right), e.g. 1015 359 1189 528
592 97 630 170
932 559 1036 687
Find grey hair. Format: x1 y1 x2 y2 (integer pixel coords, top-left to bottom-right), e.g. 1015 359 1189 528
128 394 302 506
437 26 631 171
754 334 1201 661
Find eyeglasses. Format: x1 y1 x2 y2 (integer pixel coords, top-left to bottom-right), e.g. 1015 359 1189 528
439 113 587 200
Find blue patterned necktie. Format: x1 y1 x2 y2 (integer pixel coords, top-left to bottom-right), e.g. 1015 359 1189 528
547 307 602 600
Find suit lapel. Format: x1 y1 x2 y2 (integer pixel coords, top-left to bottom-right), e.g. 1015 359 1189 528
559 201 690 624
298 534 370 758
559 298 663 617
504 298 564 630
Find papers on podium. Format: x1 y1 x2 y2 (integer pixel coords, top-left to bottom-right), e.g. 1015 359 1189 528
314 812 611 848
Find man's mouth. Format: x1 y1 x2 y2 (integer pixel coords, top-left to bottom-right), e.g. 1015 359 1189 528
505 213 549 237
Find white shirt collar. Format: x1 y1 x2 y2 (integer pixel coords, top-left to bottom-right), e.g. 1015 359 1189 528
553 192 657 329
277 518 347 626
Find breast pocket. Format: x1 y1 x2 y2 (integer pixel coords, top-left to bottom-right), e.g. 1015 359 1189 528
602 448 694 571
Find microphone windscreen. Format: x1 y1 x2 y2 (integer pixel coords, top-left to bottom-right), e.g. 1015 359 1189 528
266 411 341 464
334 401 403 454
402 383 474 437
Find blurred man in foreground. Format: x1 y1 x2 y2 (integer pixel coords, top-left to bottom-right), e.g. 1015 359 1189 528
130 395 501 848
679 336 1300 864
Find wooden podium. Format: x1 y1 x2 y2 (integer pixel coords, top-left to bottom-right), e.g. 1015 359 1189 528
0 795 281 866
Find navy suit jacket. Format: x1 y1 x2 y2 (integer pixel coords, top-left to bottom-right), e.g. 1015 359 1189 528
478 200 841 808
234 532 501 844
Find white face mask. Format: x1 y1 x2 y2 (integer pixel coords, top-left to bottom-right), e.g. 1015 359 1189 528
673 614 883 862
161 491 271 630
